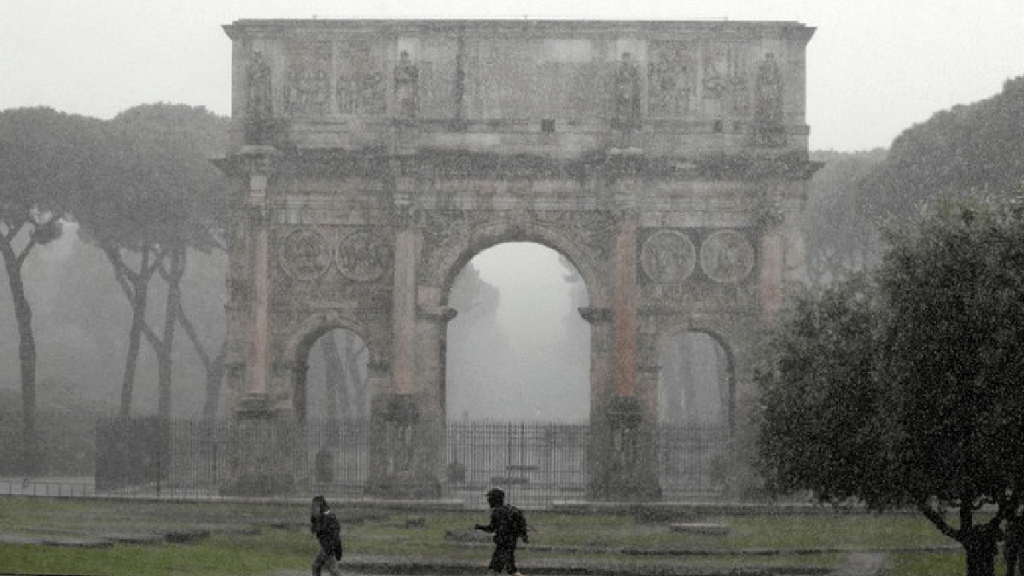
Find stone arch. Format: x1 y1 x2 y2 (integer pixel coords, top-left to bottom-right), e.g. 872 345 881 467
423 218 609 310
654 324 738 498
280 311 378 422
444 240 594 422
656 324 737 433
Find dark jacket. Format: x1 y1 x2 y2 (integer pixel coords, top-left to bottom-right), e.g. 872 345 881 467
476 505 525 546
311 509 343 560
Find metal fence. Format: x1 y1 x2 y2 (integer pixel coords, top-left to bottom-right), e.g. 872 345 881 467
443 421 591 508
2 416 728 505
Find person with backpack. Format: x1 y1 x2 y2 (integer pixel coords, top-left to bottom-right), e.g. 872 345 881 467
310 495 343 576
474 488 528 576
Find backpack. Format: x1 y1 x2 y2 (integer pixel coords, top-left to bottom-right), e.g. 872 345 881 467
505 504 529 541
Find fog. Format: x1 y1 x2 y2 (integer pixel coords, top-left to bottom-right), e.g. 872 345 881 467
446 243 591 422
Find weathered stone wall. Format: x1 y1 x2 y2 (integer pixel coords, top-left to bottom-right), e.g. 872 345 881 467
224 19 812 155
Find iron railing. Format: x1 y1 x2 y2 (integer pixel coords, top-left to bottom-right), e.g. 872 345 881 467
2 416 728 505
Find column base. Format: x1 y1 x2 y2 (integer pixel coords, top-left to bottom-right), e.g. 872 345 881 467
589 396 662 502
223 395 302 497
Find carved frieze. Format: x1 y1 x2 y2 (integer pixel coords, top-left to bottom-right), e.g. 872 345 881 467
244 50 273 144
280 228 332 281
700 229 755 283
284 42 331 117
337 228 390 282
336 41 385 115
394 50 419 119
753 52 786 147
648 42 696 118
701 44 750 119
640 229 696 283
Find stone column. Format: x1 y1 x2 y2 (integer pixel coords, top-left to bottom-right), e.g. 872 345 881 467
592 206 661 500
612 216 638 397
580 306 613 498
392 208 417 396
223 145 299 496
758 217 785 323
246 146 274 403
414 304 458 494
369 200 443 499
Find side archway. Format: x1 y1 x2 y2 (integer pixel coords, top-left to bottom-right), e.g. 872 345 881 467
280 313 378 423
656 327 735 499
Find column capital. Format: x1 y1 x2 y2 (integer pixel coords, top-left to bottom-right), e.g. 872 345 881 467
579 306 612 324
393 202 418 229
418 305 457 322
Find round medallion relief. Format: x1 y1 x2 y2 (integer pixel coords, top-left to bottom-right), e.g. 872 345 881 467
337 230 389 282
700 229 755 283
280 229 332 281
640 230 696 283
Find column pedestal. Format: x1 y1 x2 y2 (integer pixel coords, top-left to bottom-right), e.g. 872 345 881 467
590 396 661 501
223 397 300 496
367 393 442 498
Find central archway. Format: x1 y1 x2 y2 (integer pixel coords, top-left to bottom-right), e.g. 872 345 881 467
446 242 590 422
441 241 595 507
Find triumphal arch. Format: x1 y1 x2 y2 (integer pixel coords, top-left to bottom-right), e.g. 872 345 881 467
217 19 817 499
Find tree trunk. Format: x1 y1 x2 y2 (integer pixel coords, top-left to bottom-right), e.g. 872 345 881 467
174 277 226 421
919 499 1000 576
1 238 39 475
109 246 153 417
202 342 226 421
157 247 186 420
962 524 1000 576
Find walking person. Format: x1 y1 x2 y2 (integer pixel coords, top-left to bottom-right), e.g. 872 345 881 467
474 488 529 576
310 495 343 576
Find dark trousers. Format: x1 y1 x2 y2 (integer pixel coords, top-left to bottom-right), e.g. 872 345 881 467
488 542 518 574
313 548 341 576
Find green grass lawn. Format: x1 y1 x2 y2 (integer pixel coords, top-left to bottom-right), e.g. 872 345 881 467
0 497 975 576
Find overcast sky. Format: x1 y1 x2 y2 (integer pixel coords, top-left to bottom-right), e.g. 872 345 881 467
2 0 1022 152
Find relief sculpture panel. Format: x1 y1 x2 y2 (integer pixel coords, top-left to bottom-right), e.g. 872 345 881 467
640 229 696 283
274 225 393 306
701 44 750 119
699 229 755 284
638 228 758 310
648 43 696 118
280 228 332 281
753 52 786 146
337 227 391 282
283 42 332 117
335 41 386 115
393 50 419 118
